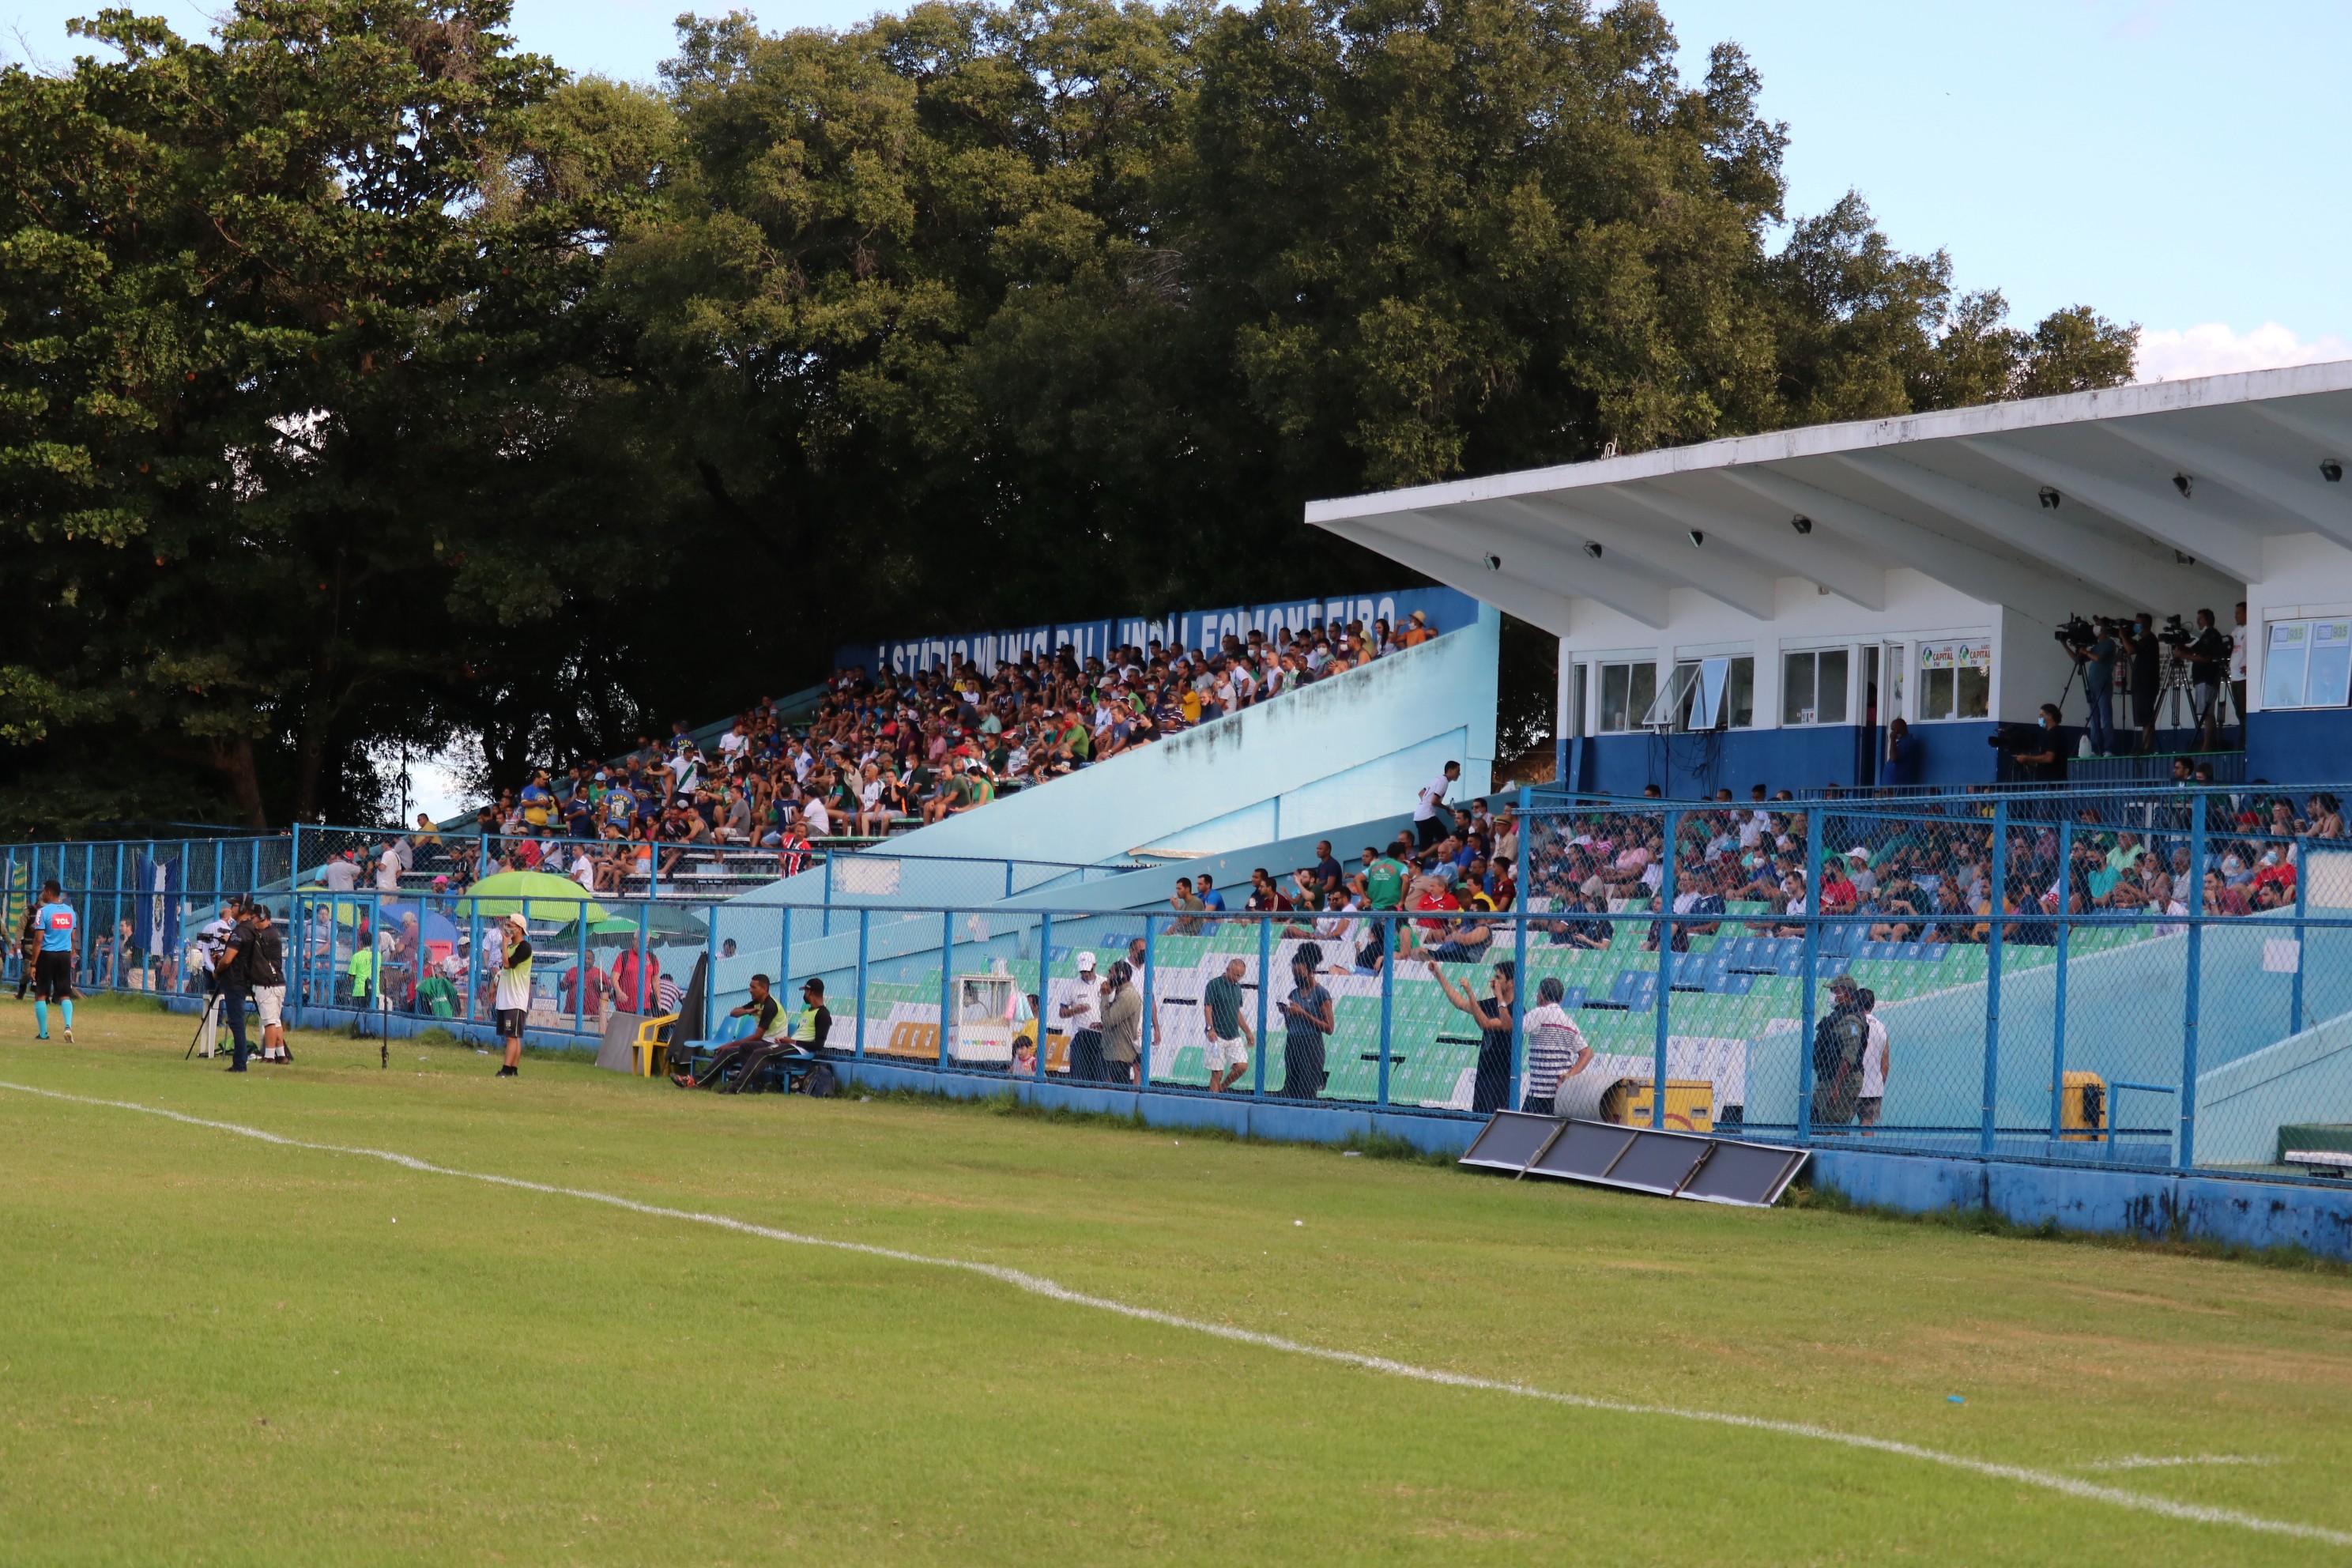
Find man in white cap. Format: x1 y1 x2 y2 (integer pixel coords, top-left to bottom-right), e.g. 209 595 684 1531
493 911 533 1077
1059 950 1103 1081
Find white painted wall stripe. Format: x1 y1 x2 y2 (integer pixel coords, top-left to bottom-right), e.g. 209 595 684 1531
2 1079 2343 1550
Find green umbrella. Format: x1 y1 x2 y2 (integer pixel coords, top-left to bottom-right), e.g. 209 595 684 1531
555 905 707 940
462 870 608 925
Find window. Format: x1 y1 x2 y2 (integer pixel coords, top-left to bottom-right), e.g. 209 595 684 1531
1917 639 1992 721
1781 648 1849 726
1649 655 1755 730
2263 618 2352 710
1595 660 1657 733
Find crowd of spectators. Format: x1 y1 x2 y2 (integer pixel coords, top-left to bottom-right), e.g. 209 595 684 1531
429 613 1446 887
1517 782 2348 949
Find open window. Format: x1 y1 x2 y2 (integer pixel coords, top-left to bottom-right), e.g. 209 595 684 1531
1643 655 1754 731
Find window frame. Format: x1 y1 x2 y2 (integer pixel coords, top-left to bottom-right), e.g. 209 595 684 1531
2263 616 2352 711
1592 658 1659 734
1780 646 1852 728
1915 636 1993 723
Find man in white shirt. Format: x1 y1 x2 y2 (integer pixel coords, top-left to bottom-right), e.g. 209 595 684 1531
1413 760 1462 850
718 720 750 765
375 842 401 891
1059 951 1104 1081
1857 986 1891 1131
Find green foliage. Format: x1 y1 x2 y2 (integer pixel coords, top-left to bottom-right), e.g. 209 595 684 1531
0 0 2137 832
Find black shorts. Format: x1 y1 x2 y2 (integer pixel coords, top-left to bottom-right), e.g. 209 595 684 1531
33 952 72 1002
494 1007 527 1039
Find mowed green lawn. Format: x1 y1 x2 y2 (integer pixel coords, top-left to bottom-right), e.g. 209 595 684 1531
1 997 2348 1566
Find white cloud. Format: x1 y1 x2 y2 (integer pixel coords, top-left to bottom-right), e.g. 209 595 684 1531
2135 322 2352 383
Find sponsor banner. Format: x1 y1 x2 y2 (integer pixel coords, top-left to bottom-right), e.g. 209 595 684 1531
839 586 1480 677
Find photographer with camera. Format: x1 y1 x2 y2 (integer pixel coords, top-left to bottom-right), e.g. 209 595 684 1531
2181 608 2230 751
2057 615 2120 756
2119 612 2161 754
1992 703 2066 782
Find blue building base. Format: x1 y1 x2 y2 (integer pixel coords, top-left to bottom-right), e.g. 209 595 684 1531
831 1059 1483 1155
1809 1147 2352 1261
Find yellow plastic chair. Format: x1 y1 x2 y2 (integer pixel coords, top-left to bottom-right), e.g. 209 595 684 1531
631 1012 681 1076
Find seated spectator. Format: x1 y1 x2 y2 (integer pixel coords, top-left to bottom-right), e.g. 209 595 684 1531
1168 876 1207 934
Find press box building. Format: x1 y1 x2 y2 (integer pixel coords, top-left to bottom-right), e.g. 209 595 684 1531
1309 361 2352 795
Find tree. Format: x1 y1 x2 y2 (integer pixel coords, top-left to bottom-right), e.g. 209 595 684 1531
0 2 638 829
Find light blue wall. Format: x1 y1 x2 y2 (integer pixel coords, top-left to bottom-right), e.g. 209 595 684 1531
2198 1009 2352 1166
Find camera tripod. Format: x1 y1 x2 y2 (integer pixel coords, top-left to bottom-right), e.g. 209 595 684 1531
183 990 221 1059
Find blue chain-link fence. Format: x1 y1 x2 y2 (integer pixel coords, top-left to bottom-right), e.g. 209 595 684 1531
11 785 2352 1182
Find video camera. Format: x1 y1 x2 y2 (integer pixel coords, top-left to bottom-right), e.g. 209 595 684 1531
2053 614 2097 647
2155 613 2196 651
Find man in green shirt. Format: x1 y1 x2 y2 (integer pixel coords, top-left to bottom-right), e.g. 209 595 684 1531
1361 847 1409 910
1200 958 1253 1093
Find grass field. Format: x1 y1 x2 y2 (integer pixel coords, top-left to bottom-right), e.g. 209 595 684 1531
2 994 2349 1565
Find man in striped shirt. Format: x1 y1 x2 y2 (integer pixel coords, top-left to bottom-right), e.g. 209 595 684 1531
1521 976 1592 1114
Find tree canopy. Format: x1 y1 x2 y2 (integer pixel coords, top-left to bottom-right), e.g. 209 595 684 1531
0 0 2136 832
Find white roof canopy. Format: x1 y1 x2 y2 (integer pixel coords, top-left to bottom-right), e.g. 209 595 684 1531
1306 362 2352 633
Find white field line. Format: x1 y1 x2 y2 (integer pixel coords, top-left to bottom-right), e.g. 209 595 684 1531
2 1078 2344 1550
2081 1456 2279 1472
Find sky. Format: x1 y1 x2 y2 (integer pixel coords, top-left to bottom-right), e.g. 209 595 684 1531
7 1 2345 813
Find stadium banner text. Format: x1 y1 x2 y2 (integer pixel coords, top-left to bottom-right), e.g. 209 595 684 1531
838 586 1482 678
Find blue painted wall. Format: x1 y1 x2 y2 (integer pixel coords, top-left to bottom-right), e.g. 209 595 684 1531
1811 1147 2352 1261
2248 709 2352 786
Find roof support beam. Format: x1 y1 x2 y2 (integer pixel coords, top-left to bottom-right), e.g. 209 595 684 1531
1381 505 1672 627
2101 419 2352 548
1834 452 2207 613
1314 517 1583 635
2248 400 2352 458
1598 481 1887 609
1486 495 1780 620
1954 436 2264 583
1720 466 2077 624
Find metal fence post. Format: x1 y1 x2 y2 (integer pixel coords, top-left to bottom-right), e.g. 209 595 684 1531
1030 911 1047 1081
2049 816 2072 1144
781 902 793 997
2180 791 2207 1168
1797 807 1822 1144
1141 912 1156 1090
938 909 954 1070
1982 799 2008 1157
857 909 872 1062
575 899 587 1037
822 857 834 938
700 904 718 1043
1378 914 1394 1109
1253 916 1271 1099
634 903 649 1020
1653 807 1678 1128
250 839 261 894
2291 837 2308 1037
1511 785 1532 1112
291 823 302 889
